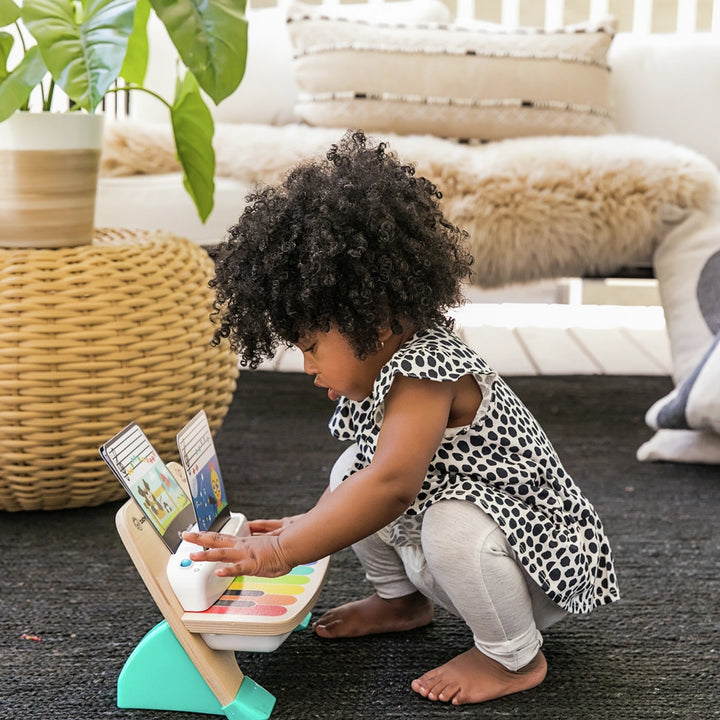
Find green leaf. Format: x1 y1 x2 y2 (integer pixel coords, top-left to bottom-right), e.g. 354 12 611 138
171 71 215 223
120 0 150 85
0 45 47 121
0 0 20 27
22 0 136 113
149 0 247 105
0 32 13 80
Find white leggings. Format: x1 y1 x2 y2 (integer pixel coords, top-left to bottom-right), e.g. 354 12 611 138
330 446 567 671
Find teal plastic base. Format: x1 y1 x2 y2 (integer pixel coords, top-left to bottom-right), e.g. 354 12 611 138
295 612 312 632
118 621 276 719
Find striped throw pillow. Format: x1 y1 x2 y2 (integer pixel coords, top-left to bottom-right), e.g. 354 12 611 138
287 3 617 141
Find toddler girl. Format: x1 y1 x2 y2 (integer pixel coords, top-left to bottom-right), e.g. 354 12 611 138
183 130 620 706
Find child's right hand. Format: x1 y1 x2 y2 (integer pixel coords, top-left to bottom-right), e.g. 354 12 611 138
249 514 304 536
182 530 293 578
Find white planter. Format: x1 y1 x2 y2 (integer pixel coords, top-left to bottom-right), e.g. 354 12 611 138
0 112 104 248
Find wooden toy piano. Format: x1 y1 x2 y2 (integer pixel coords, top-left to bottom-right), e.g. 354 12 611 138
114 463 329 720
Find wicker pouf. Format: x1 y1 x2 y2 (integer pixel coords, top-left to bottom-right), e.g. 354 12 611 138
0 229 239 511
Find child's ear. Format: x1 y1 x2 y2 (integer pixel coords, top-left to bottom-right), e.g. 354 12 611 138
377 326 393 344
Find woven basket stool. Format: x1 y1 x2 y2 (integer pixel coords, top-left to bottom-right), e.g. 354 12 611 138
0 229 239 511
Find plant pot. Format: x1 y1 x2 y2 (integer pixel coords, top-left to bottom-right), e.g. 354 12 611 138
0 112 104 248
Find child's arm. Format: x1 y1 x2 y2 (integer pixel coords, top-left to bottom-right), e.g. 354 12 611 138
183 375 453 577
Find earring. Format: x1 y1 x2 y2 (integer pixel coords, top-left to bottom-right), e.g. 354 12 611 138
380 341 385 349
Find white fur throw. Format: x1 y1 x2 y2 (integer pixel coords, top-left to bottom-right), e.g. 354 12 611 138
101 121 720 287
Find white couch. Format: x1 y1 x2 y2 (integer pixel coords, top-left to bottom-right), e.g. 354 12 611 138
97 2 720 243
96 0 720 464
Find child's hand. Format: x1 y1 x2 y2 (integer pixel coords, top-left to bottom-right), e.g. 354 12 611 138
181 530 293 578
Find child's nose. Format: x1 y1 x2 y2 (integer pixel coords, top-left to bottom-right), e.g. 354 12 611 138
303 354 317 375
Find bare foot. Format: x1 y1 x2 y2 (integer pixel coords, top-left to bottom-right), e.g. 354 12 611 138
411 648 547 705
312 591 433 638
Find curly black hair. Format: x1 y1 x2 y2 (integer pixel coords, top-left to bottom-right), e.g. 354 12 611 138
209 130 473 369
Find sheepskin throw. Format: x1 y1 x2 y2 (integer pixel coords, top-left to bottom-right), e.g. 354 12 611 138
101 122 720 287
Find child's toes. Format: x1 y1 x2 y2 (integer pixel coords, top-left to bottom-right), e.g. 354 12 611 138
410 678 428 697
412 672 446 701
411 676 433 698
435 680 460 703
413 668 464 704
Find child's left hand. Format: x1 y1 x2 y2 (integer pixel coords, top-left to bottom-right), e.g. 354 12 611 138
181 530 293 578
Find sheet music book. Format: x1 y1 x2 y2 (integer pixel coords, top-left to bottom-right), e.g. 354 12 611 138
100 422 195 552
176 409 231 533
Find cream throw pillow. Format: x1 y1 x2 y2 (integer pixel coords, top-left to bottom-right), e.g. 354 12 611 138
287 3 617 141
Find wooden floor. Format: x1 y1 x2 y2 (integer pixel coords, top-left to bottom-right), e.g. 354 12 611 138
260 280 672 377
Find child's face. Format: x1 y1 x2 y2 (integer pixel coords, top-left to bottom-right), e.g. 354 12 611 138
296 327 383 402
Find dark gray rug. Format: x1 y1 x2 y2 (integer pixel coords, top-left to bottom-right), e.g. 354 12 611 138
1 373 718 720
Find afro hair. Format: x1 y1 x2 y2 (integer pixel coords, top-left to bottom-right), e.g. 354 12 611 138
210 130 473 369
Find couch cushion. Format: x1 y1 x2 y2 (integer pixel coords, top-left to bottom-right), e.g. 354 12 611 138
96 174 252 246
609 33 720 168
287 2 617 141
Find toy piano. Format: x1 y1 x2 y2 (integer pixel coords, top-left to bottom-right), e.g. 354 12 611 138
104 412 329 720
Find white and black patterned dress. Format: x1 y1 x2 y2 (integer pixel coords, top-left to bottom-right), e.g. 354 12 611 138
328 325 620 614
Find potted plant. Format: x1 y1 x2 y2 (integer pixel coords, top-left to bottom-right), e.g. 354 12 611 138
0 0 247 247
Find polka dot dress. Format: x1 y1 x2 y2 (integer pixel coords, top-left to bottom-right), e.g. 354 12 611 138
329 325 620 614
